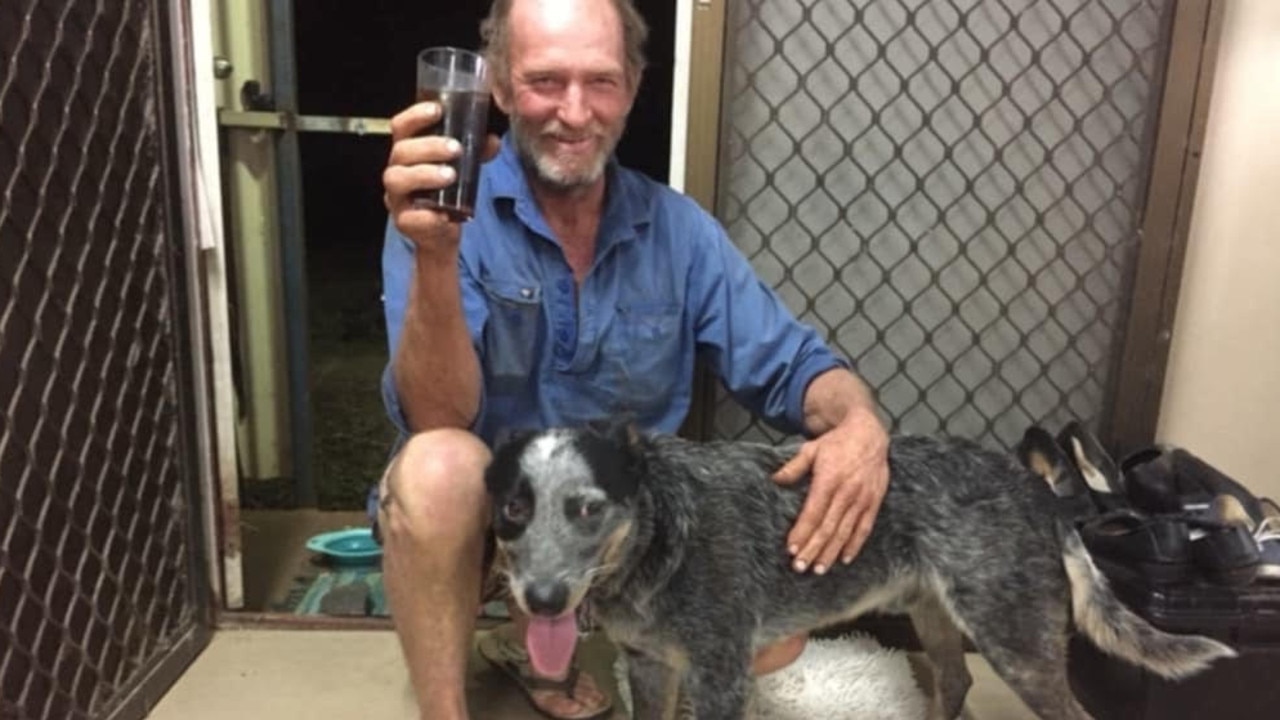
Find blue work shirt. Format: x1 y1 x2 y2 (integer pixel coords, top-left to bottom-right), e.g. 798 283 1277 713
380 132 848 447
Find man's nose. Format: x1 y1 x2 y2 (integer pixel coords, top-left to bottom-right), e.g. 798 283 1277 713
525 580 569 616
557 83 591 128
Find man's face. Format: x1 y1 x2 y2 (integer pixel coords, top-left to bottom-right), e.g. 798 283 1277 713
498 0 637 192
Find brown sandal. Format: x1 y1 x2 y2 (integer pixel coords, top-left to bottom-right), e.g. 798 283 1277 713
477 630 614 720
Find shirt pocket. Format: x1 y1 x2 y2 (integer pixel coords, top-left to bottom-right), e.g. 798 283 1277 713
481 279 542 396
609 302 683 413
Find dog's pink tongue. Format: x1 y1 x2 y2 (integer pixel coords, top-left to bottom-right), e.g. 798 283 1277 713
526 614 578 678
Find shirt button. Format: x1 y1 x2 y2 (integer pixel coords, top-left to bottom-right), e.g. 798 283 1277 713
520 287 534 299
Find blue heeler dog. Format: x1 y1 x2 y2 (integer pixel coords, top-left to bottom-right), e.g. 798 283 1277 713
484 419 1235 720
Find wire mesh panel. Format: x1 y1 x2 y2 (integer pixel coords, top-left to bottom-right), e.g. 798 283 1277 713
711 0 1170 448
1 0 205 718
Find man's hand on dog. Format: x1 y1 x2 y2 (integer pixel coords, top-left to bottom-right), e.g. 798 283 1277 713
772 406 890 574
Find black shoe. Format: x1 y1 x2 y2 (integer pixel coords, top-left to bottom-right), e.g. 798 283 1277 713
1056 420 1126 513
1124 451 1186 515
1017 425 1099 521
1056 420 1123 493
1121 445 1264 524
1169 449 1264 524
1255 498 1280 582
1077 509 1194 586
1187 494 1261 587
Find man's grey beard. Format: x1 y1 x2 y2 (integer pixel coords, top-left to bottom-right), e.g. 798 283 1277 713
510 114 621 193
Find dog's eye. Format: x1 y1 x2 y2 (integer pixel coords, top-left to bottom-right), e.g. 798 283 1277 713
564 498 605 520
502 497 531 523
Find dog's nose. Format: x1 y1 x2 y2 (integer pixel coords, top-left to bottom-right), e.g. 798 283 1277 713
525 581 569 616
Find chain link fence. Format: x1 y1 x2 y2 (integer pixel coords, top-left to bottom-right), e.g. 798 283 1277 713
1 0 203 717
711 0 1169 448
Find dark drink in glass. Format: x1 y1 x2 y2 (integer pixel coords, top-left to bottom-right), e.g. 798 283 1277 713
412 47 490 221
412 87 491 220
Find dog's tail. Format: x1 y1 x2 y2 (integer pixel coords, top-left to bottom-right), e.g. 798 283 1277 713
1061 528 1236 679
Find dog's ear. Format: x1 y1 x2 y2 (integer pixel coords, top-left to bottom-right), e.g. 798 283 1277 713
494 425 537 450
486 426 539 497
583 414 642 452
577 415 646 502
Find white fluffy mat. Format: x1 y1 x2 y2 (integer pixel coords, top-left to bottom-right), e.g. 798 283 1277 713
612 634 930 719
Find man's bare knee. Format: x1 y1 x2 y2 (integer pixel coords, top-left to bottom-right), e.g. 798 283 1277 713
381 428 492 544
396 428 492 493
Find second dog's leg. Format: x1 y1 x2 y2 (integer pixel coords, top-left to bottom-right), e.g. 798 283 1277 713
626 649 683 720
910 598 973 720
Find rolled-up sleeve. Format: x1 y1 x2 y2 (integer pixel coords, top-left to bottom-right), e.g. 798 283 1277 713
379 218 490 439
687 213 848 436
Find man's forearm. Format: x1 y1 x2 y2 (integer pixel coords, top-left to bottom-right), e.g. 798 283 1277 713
392 251 482 431
801 367 883 436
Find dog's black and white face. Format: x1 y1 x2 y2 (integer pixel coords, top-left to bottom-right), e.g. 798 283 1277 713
484 422 644 676
485 422 643 621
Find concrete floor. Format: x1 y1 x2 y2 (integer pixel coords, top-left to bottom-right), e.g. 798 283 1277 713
149 627 1035 719
201 510 1034 718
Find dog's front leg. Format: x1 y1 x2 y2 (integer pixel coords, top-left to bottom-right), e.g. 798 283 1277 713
625 647 683 720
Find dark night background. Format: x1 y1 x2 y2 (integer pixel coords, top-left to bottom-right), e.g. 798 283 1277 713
293 0 675 258
270 0 676 508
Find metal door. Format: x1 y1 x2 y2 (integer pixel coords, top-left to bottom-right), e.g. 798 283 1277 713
0 0 213 717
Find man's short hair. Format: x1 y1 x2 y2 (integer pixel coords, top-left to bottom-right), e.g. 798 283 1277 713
480 0 650 93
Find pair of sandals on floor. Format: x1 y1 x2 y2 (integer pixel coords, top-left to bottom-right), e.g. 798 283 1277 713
1017 420 1280 587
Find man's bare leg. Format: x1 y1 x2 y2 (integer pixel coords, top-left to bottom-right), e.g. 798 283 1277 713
753 634 807 675
380 429 491 720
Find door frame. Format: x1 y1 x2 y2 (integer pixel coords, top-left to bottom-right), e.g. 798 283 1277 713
1104 0 1227 456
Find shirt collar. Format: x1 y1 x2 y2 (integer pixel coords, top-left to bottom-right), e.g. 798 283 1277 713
485 131 650 249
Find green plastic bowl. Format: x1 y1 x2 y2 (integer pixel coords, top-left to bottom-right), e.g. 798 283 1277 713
305 527 382 566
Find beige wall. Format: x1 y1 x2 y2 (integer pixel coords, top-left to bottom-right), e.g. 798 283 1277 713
1157 0 1280 501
